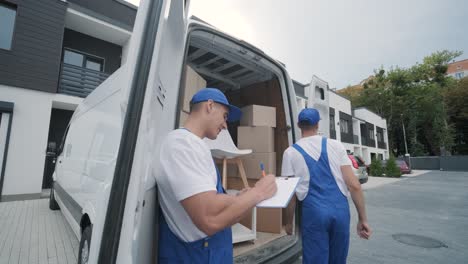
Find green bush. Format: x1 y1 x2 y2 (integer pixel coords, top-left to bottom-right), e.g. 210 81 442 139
385 156 402 178
370 158 384 177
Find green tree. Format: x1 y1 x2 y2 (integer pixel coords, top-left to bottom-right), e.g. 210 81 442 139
370 158 384 177
444 77 468 154
385 156 402 178
342 50 462 156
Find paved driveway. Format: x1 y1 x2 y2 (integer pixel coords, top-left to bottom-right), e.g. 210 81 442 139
0 199 78 264
2 171 467 264
348 171 468 264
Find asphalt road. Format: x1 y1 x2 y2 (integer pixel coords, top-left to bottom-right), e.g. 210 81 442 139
347 171 468 264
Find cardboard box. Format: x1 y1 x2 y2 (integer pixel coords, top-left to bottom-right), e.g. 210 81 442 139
238 126 275 152
226 177 282 233
240 152 276 179
181 66 206 112
240 208 282 234
226 177 257 190
240 105 276 127
218 154 276 180
257 208 282 233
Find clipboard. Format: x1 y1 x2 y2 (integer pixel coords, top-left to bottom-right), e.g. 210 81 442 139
256 176 300 208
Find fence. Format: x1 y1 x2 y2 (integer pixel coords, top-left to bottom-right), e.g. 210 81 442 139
410 156 468 171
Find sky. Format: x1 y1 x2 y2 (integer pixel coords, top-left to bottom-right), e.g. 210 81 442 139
128 0 468 89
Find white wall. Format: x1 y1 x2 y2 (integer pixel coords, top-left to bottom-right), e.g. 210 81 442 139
329 91 352 115
0 85 82 196
342 142 355 153
121 39 131 65
354 108 387 130
296 97 306 112
306 76 330 137
353 108 389 163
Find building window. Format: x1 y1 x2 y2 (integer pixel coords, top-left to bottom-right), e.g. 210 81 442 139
455 72 464 79
330 115 335 131
340 119 349 133
63 49 104 72
0 2 17 50
369 129 375 140
377 131 383 142
315 86 325 100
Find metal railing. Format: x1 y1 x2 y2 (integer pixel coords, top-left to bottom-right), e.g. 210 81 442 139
378 141 387 149
353 135 359 144
58 63 110 98
361 136 367 146
330 130 336 139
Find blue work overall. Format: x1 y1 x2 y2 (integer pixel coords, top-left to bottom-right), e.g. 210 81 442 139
158 163 233 264
293 137 350 264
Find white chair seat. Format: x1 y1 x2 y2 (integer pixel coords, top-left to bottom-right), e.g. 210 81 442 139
204 129 252 159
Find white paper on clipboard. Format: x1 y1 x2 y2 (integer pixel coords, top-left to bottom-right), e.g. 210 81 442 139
256 177 300 208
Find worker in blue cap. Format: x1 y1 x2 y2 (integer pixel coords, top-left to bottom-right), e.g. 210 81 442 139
156 88 277 263
281 108 372 264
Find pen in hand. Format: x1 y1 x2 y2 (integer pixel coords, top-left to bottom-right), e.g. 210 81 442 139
260 163 266 177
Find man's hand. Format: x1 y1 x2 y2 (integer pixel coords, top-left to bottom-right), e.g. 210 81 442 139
253 174 277 201
237 187 251 196
357 221 372 239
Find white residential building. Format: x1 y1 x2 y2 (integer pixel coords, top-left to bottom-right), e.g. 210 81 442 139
0 0 136 201
294 77 389 164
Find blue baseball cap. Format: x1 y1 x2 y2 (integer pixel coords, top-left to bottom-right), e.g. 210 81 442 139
190 88 242 122
298 108 321 126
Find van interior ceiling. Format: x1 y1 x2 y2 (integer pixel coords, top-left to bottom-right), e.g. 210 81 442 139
178 30 294 256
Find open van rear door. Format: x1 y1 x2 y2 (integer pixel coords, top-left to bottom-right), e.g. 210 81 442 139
94 0 190 263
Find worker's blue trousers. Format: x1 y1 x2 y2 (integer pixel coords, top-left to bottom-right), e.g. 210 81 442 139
293 138 350 264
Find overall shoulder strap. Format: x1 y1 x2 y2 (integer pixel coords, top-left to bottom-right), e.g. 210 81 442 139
292 143 308 157
213 161 226 194
321 137 327 156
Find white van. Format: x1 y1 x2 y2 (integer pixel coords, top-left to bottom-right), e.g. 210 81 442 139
50 0 302 263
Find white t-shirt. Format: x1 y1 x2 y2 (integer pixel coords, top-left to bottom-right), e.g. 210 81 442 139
155 129 218 242
281 135 352 201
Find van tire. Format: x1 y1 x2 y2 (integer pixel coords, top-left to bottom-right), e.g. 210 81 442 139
49 186 60 210
78 226 92 264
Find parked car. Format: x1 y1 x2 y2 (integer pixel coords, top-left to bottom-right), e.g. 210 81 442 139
348 155 368 184
381 159 412 174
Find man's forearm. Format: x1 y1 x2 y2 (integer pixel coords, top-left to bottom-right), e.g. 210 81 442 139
214 188 263 229
182 175 276 236
349 189 367 222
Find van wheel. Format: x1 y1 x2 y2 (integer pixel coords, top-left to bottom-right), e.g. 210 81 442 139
49 186 60 210
78 226 92 264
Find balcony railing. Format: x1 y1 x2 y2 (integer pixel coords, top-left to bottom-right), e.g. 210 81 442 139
378 141 387 149
368 139 376 148
361 136 367 146
58 63 110 98
330 130 336 139
353 135 359 144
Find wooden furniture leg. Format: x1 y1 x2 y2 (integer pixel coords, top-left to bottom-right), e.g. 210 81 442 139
222 158 227 190
236 158 249 188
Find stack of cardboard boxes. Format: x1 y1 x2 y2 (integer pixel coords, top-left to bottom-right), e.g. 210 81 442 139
179 66 206 126
236 105 283 234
